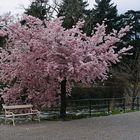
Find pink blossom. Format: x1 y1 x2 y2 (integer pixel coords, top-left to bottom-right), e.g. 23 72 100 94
0 15 132 109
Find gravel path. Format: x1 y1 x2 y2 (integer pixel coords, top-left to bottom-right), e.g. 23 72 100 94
1 112 140 140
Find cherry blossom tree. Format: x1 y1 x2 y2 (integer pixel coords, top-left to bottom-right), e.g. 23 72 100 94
0 14 132 118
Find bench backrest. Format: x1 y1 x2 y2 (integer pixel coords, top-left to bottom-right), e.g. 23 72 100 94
2 104 33 110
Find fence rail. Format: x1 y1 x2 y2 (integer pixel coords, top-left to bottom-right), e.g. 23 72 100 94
0 96 140 118
66 96 140 116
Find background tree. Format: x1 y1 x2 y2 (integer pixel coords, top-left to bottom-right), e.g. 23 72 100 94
112 10 140 109
25 0 49 20
58 0 89 29
113 51 140 110
25 0 60 20
85 0 118 35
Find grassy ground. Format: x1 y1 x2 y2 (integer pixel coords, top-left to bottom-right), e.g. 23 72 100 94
40 108 140 121
0 108 139 125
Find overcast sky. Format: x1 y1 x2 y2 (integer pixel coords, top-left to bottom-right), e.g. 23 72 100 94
0 0 140 15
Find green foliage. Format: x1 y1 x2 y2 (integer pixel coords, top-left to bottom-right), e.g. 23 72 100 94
58 0 89 29
117 11 140 51
114 11 140 86
124 11 140 50
85 0 118 35
25 0 49 20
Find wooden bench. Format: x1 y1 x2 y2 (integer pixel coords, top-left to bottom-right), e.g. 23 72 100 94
2 104 40 126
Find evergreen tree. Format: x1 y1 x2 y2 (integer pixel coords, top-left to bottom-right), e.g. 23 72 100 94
25 0 50 20
112 11 140 109
85 0 118 35
117 10 140 55
122 10 140 48
58 0 89 29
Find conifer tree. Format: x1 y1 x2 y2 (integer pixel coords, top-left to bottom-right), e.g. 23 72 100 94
58 0 89 29
25 0 49 20
122 10 140 47
85 0 118 35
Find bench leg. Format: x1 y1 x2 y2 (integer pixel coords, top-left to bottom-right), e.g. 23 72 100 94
12 116 15 126
5 117 15 126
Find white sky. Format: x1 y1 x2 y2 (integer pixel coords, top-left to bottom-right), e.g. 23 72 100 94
0 0 140 15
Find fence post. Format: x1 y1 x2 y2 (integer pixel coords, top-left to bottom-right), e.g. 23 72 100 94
107 99 110 113
137 97 139 110
89 100 92 117
123 97 126 113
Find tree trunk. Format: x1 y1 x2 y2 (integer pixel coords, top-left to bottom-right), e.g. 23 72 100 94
60 78 67 119
131 95 136 110
0 95 4 115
